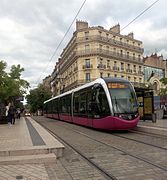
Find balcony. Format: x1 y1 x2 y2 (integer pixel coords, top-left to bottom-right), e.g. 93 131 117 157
113 66 120 71
74 48 143 64
97 64 106 69
120 68 125 72
107 65 111 69
77 35 144 53
82 64 93 69
126 69 133 73
138 71 144 75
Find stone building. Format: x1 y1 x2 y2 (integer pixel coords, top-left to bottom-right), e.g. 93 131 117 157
144 53 167 95
51 20 144 96
43 75 51 90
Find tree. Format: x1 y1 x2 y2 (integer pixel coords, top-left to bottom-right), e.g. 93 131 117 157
159 78 167 95
26 84 51 114
0 60 29 103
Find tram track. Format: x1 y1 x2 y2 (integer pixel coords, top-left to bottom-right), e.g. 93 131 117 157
130 129 167 139
109 132 167 151
37 120 118 180
35 118 167 174
72 129 167 172
55 121 167 172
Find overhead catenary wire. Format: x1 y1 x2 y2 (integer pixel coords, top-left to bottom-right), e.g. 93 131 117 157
121 0 160 32
36 0 87 85
36 0 159 86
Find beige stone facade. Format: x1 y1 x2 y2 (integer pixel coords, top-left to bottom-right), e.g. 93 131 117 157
43 75 51 90
51 20 144 96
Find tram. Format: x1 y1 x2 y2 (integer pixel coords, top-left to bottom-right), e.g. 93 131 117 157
44 77 139 130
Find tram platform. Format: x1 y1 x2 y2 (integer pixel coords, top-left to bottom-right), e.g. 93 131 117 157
136 118 167 136
0 116 64 179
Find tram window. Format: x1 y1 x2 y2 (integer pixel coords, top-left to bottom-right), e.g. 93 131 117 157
73 90 87 117
73 93 80 115
66 95 71 114
48 101 52 114
91 85 110 118
62 97 67 113
53 99 57 114
79 91 87 117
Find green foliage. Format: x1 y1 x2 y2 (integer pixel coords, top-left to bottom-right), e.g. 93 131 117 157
159 78 167 95
0 60 30 103
160 78 167 85
26 84 51 113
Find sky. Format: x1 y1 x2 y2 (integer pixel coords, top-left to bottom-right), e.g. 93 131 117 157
0 0 166 89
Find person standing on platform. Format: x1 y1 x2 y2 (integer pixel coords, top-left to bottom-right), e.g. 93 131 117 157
5 102 11 124
8 104 16 125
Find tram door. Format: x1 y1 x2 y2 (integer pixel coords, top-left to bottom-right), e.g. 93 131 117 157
87 84 110 127
87 88 94 127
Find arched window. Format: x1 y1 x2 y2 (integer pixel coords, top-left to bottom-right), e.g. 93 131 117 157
153 81 158 91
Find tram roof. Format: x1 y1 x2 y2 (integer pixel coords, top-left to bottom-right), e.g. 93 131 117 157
44 77 131 104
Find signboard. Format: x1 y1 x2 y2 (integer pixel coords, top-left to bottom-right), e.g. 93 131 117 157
144 91 153 115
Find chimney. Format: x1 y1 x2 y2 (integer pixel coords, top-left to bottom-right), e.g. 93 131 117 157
127 32 134 39
76 20 88 30
110 24 120 34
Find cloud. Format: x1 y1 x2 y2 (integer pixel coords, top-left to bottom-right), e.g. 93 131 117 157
0 0 166 89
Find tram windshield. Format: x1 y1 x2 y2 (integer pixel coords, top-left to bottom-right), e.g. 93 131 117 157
107 82 138 114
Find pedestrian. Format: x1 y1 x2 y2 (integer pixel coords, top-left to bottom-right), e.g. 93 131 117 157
16 108 21 119
5 102 11 124
8 104 16 125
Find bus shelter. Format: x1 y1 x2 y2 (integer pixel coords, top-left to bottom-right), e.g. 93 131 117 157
135 87 155 122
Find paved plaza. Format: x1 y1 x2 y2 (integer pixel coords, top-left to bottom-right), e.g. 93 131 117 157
0 116 167 179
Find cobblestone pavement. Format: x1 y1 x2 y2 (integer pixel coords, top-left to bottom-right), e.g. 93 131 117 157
33 116 167 180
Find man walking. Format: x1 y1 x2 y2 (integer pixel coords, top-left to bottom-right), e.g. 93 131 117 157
8 104 16 124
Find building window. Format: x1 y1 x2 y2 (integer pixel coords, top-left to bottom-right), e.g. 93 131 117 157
134 77 137 82
106 46 109 52
85 31 89 40
139 66 142 72
100 72 103 78
113 48 116 55
138 55 141 61
121 62 124 70
139 78 142 83
99 44 102 51
133 65 136 72
120 50 123 56
114 61 117 67
100 58 103 65
85 59 90 68
108 73 110 77
85 44 90 53
133 53 135 60
128 76 131 81
107 60 110 68
127 52 129 58
86 73 91 81
114 74 117 77
121 75 124 78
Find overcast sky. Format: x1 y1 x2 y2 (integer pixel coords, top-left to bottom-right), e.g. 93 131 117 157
0 0 166 89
